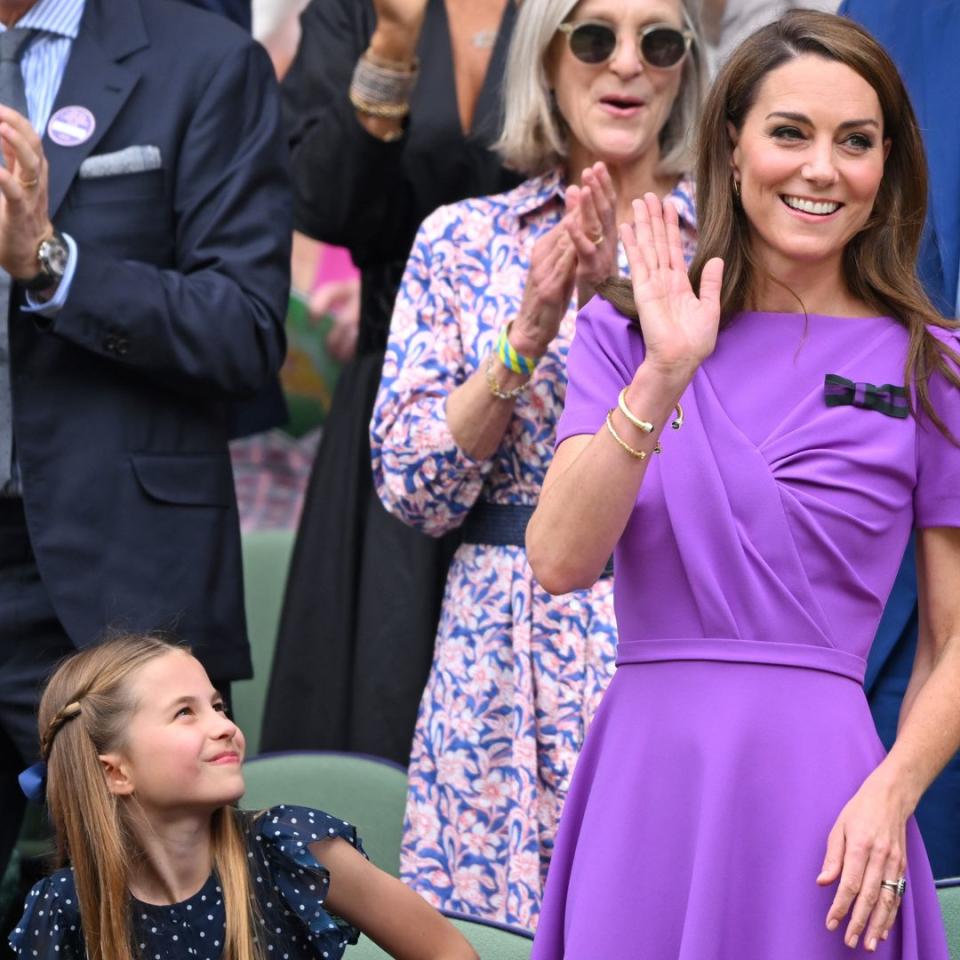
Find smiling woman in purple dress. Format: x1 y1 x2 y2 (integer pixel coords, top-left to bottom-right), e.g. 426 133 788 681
528 11 960 959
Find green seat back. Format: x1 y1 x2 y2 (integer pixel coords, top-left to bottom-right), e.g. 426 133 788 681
241 752 408 878
233 529 295 757
939 880 960 960
347 913 533 960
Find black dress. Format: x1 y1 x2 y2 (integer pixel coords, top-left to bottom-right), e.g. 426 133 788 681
261 0 522 765
9 806 363 959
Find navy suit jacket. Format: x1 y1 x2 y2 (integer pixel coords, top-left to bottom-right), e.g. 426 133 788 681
11 0 291 680
840 0 960 878
181 0 251 31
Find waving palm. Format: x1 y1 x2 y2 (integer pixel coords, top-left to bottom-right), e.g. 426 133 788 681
620 193 724 376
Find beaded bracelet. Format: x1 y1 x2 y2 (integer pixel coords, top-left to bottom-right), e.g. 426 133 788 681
605 410 661 459
496 321 540 377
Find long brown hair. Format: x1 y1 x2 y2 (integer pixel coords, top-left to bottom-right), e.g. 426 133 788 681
602 10 960 437
39 634 264 960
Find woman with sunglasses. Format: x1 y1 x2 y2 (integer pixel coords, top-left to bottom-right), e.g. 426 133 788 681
370 0 704 931
528 10 958 958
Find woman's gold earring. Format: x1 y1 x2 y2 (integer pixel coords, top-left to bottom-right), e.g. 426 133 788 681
733 178 741 204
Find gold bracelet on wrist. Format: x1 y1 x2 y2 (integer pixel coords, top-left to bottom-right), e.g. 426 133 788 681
618 388 685 433
617 387 654 433
671 401 684 430
485 353 530 400
605 410 661 459
348 90 410 119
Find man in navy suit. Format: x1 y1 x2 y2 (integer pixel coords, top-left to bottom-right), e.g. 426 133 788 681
0 0 290 879
839 0 960 879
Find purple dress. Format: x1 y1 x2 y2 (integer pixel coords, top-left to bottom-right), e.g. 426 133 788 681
532 301 958 959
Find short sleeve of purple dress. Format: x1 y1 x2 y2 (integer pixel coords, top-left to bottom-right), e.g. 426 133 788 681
534 302 957 960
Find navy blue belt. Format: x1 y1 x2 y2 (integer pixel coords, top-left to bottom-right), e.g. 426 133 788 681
461 502 614 578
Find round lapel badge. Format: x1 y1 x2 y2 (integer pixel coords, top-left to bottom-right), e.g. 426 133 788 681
47 106 96 147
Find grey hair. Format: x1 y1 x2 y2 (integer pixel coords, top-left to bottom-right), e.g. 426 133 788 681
494 0 706 177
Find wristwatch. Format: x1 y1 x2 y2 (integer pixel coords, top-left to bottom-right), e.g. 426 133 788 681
19 229 69 293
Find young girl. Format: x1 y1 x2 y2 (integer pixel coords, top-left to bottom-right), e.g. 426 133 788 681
9 634 478 960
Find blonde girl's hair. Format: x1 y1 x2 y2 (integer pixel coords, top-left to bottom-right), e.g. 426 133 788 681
495 0 707 176
39 633 264 960
601 10 960 439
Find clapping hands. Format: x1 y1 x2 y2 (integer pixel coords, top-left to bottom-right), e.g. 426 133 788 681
563 162 619 306
510 162 617 357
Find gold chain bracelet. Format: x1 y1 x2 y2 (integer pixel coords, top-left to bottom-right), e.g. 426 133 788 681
486 353 531 400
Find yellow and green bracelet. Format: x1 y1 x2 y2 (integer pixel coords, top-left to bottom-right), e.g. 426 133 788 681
496 321 540 377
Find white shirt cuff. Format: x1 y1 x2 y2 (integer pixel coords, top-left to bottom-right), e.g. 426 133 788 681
21 232 78 317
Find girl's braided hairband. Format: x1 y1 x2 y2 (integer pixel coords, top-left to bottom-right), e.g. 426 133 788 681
40 700 82 760
20 700 83 802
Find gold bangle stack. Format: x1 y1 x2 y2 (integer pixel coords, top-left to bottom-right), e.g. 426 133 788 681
605 411 661 459
485 353 531 400
349 48 418 120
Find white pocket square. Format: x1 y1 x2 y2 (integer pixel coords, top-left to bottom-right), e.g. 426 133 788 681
78 145 162 179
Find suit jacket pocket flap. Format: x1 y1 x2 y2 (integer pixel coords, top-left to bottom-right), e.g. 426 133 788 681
130 454 232 507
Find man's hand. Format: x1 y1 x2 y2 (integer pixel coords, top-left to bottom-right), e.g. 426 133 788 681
0 105 53 280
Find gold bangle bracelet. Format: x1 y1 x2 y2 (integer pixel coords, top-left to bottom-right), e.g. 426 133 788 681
617 387 654 433
618 388 685 433
671 401 684 430
485 353 530 400
605 410 661 459
348 90 410 118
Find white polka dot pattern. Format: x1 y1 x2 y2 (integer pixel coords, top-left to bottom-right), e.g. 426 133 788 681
7 806 365 959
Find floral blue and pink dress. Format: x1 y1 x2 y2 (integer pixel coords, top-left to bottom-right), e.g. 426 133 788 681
370 170 697 929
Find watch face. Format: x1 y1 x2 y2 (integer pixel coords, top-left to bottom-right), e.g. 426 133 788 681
39 234 68 278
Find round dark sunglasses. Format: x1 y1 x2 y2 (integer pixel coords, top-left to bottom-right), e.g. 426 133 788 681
557 20 693 69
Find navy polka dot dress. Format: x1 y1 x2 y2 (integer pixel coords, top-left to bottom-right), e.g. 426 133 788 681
8 805 364 959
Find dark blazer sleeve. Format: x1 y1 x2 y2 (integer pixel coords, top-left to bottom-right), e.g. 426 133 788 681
46 40 291 399
282 0 421 264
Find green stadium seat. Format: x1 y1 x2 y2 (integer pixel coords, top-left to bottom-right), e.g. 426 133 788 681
233 528 295 757
241 750 408 878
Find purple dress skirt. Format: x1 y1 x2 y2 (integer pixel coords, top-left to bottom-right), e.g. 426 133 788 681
532 301 959 959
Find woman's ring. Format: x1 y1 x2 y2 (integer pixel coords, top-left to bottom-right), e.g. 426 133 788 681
18 176 39 189
880 877 906 898
590 232 604 246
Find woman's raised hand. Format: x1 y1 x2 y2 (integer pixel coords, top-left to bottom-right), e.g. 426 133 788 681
509 222 577 359
622 193 723 379
564 162 619 305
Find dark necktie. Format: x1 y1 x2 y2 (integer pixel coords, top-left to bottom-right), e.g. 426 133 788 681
0 28 35 492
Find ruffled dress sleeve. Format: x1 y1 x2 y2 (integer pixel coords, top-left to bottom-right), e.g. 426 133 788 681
914 329 960 527
251 804 366 959
8 870 84 959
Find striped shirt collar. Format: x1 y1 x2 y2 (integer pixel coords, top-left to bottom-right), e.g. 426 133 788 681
6 0 85 39
516 167 698 232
